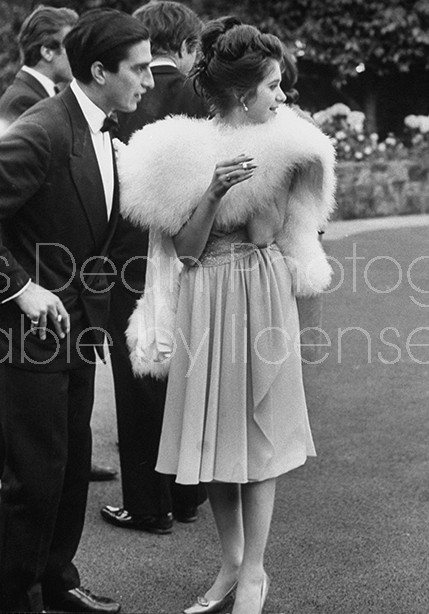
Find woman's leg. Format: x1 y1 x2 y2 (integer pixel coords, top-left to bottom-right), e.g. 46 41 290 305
232 477 276 614
203 482 244 600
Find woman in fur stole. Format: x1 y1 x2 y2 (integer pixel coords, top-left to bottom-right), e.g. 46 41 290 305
119 16 336 614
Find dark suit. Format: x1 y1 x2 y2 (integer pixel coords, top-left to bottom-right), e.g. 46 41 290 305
108 64 207 518
0 68 48 127
0 86 118 612
0 68 48 483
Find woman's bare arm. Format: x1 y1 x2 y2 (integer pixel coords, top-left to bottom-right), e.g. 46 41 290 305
172 154 257 265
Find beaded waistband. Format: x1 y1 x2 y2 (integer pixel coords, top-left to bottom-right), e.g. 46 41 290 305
196 228 258 267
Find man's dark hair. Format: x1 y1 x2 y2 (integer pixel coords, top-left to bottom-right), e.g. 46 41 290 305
133 1 202 56
18 5 78 67
64 8 150 84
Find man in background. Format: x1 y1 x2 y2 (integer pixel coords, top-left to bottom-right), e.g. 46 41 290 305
0 5 76 128
101 0 208 535
0 4 117 483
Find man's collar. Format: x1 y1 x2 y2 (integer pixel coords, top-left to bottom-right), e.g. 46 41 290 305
150 57 177 69
70 79 108 134
21 65 56 97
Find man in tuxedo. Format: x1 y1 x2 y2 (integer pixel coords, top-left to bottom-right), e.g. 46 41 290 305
0 4 117 483
0 8 154 613
0 5 76 130
101 1 207 535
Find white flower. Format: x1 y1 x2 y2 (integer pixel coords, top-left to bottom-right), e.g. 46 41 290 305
420 117 429 134
364 146 373 155
404 114 419 129
378 143 386 152
385 136 396 146
348 111 365 133
335 130 346 140
354 151 363 160
404 114 429 133
369 133 379 143
313 110 327 125
329 103 351 117
343 144 351 152
357 134 365 142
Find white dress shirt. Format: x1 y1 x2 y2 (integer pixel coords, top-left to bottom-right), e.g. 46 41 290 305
21 65 57 98
70 79 114 218
150 57 177 69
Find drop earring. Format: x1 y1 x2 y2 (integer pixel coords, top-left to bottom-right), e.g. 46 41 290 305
240 98 248 112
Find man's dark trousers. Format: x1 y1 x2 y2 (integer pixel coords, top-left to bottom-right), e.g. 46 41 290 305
0 364 95 611
109 64 208 518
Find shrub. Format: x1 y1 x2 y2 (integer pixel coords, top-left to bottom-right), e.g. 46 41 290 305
313 103 416 162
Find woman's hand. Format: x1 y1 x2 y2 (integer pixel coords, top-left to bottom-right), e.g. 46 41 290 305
208 154 257 200
173 153 257 262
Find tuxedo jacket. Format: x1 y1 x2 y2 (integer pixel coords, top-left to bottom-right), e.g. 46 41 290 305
0 85 119 370
110 64 207 286
0 69 48 128
117 64 206 143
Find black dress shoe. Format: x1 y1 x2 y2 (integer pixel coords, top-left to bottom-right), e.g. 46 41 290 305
173 506 198 523
47 587 120 613
100 505 173 534
90 463 117 482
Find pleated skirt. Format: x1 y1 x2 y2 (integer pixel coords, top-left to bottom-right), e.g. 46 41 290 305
155 236 316 484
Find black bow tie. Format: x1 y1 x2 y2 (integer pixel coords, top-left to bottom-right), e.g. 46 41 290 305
101 114 119 136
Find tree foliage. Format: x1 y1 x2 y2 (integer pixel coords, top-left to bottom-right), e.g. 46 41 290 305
237 0 429 84
296 0 429 83
0 1 27 94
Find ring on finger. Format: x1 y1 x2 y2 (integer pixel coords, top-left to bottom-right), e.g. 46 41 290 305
242 161 249 170
31 319 39 325
226 173 231 182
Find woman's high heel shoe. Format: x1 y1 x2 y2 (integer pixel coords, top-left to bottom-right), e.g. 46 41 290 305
225 574 270 614
183 581 238 614
259 573 270 614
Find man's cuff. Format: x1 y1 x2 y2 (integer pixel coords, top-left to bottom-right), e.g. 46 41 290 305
1 278 31 304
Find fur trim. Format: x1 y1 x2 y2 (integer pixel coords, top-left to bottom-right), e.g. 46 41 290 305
125 230 181 378
119 106 337 376
119 105 336 237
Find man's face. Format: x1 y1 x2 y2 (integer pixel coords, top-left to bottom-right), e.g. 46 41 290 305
51 25 74 83
103 39 154 113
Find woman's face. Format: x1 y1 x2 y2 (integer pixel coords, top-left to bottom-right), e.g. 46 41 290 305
245 59 286 124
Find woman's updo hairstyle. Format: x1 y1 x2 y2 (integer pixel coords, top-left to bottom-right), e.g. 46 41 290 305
192 16 297 116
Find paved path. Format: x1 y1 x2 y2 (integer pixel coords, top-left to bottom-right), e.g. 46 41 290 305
80 215 429 614
326 212 429 240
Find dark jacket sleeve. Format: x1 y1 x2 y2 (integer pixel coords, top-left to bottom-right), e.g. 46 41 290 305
0 120 50 300
170 77 207 119
0 90 42 128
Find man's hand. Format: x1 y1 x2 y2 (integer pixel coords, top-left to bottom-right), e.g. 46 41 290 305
15 281 70 341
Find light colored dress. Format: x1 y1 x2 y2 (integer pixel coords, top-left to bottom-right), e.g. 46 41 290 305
119 107 336 484
155 227 316 485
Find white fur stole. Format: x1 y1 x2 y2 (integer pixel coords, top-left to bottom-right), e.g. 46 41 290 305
119 106 336 377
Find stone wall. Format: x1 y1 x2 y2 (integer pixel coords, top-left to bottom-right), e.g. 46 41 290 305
335 157 429 219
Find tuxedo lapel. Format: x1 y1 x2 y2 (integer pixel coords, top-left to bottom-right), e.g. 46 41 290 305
110 146 120 228
102 146 120 249
60 86 108 247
